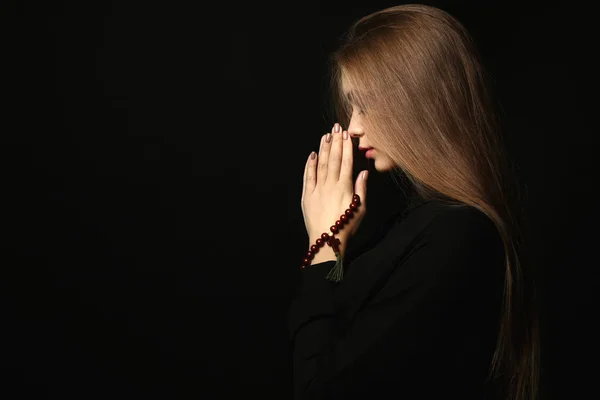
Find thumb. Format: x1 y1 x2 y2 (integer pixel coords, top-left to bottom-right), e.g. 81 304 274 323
354 169 368 208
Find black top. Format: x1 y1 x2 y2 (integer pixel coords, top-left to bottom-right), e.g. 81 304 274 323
288 198 506 399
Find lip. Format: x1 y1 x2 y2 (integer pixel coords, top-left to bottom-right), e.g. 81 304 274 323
358 146 375 158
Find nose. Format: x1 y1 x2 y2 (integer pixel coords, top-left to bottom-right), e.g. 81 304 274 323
347 112 364 139
348 127 363 138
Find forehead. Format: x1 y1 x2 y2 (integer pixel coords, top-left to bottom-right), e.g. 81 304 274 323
340 74 362 103
339 71 365 108
341 83 357 102
340 73 353 95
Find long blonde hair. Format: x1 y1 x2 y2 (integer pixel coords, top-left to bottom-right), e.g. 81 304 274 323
328 4 540 400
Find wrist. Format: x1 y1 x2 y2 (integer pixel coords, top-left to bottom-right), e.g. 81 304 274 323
311 248 337 264
308 235 347 261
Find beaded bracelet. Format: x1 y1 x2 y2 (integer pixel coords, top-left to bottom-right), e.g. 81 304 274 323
301 194 361 282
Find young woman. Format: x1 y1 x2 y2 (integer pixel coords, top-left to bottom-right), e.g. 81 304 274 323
289 4 540 400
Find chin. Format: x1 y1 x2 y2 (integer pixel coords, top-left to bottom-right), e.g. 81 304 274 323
373 157 395 172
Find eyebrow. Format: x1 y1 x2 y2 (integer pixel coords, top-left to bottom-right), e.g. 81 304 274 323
344 90 357 103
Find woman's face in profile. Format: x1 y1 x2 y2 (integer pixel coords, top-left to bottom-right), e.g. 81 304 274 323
347 106 396 172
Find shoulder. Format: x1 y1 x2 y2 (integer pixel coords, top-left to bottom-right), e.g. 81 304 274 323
425 204 501 243
415 203 506 276
372 203 507 306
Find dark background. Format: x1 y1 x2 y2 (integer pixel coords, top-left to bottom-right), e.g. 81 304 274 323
2 0 598 398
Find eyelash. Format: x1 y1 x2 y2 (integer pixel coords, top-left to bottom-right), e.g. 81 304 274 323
349 104 365 116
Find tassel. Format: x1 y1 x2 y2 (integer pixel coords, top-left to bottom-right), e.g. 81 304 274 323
325 236 344 282
325 250 344 282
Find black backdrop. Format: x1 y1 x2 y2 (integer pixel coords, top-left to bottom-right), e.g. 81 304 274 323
2 1 598 398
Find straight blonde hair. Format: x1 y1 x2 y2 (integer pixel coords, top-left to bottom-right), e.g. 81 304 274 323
328 4 540 400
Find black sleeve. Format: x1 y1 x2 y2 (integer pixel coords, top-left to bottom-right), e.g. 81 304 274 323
288 208 506 399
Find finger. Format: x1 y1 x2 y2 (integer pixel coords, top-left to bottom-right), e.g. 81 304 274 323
339 130 353 183
327 127 343 182
303 150 317 198
354 169 369 211
317 132 331 184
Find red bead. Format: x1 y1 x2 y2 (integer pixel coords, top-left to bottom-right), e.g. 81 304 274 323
330 225 339 234
303 257 310 265
306 250 313 259
329 237 341 252
335 220 343 228
345 208 353 217
310 244 318 252
340 214 348 223
321 232 330 241
353 194 360 202
316 238 323 247
350 201 358 210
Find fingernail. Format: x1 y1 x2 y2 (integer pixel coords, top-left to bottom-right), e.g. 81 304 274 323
334 123 341 133
343 130 348 140
326 133 332 143
310 151 316 160
362 170 368 180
